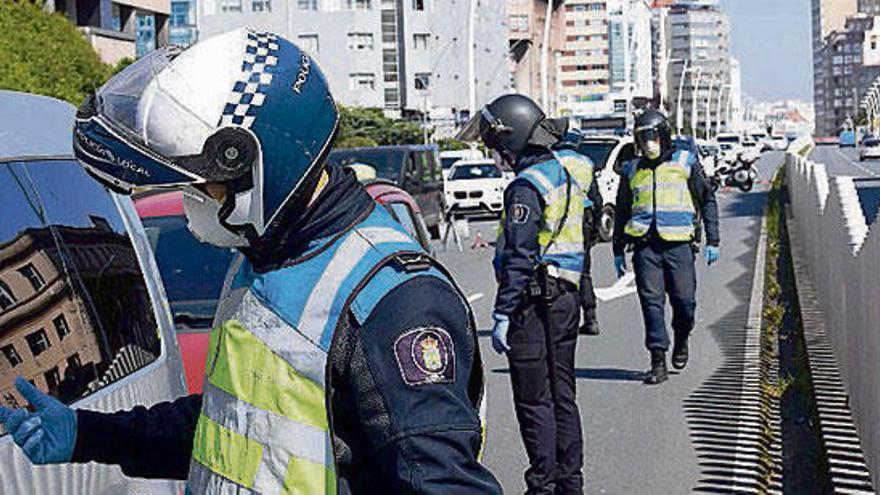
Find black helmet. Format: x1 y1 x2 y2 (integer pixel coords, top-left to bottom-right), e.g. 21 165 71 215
634 109 672 157
456 94 555 156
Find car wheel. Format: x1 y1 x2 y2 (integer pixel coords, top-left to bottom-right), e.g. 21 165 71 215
598 204 615 243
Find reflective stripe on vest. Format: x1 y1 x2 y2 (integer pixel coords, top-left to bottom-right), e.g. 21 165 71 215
187 207 444 495
515 150 592 286
623 150 697 242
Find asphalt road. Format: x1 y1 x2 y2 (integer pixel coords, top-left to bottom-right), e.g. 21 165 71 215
433 152 782 494
810 145 880 177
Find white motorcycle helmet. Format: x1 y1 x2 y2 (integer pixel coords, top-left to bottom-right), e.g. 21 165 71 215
74 28 339 247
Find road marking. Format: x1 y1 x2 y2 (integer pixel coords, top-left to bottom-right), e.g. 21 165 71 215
594 272 636 302
834 148 878 177
466 292 484 303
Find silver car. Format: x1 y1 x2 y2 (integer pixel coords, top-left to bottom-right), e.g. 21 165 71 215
859 138 880 161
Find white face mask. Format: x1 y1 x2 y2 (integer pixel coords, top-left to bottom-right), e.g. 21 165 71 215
182 187 250 248
643 140 662 160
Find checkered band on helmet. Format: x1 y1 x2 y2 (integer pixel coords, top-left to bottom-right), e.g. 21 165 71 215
219 31 280 128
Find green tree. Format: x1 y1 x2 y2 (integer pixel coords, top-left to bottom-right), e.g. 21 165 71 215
0 2 109 105
336 106 427 147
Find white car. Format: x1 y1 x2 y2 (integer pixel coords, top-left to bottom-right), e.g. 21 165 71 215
716 133 743 161
572 135 636 242
859 138 880 161
444 160 508 218
771 136 789 151
718 142 739 165
696 140 720 176
740 138 762 164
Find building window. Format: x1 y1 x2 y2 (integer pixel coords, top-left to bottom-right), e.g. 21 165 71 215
297 0 317 9
67 353 82 371
510 14 528 32
1 345 22 368
220 0 242 12
44 367 61 391
345 0 371 9
298 34 319 54
135 13 156 57
0 280 15 310
347 32 374 51
412 0 424 10
18 263 46 292
252 0 272 11
170 1 190 27
25 329 51 357
349 73 376 90
53 314 71 341
413 33 430 50
415 72 430 90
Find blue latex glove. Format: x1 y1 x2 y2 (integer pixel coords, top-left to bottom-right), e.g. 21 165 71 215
0 377 77 464
614 255 627 278
491 312 511 354
705 245 720 265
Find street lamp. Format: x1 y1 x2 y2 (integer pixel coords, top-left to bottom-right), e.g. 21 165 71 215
690 66 703 137
704 71 717 140
715 83 729 137
675 59 690 134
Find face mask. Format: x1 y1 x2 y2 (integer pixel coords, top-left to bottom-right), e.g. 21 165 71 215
182 187 250 248
643 140 662 160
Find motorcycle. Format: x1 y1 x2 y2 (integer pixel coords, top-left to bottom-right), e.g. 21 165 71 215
711 158 757 192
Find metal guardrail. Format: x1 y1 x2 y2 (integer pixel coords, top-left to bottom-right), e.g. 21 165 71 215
785 148 879 492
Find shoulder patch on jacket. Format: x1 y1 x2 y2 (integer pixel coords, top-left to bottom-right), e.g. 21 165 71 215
394 327 456 386
510 203 530 224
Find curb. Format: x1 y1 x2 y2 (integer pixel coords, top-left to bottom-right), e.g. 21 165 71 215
786 208 876 494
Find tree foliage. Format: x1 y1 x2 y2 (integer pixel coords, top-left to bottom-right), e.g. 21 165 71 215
0 2 109 105
335 106 426 148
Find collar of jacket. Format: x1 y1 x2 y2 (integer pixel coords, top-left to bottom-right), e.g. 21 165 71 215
240 165 375 272
514 145 555 173
639 148 676 169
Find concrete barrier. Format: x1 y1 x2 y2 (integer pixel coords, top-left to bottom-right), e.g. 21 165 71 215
785 148 880 487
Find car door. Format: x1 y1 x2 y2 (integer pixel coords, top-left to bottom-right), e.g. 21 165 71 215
417 149 443 230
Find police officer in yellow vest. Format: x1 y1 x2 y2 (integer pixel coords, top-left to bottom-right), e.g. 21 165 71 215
613 110 720 385
458 94 591 494
0 30 502 494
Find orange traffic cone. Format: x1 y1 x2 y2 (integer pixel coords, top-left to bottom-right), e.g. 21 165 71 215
471 231 489 249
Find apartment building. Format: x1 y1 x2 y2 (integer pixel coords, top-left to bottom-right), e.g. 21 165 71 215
169 0 198 46
507 0 566 114
556 0 613 119
199 0 509 120
46 0 170 63
812 0 858 132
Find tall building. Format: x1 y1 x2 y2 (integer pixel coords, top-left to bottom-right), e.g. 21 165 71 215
198 0 509 120
508 0 567 114
555 0 613 120
169 0 198 46
860 0 880 14
607 0 654 107
812 0 858 131
45 0 170 63
814 14 880 135
666 1 732 136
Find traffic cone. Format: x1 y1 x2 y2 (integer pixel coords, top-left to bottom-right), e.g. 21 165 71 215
471 231 489 249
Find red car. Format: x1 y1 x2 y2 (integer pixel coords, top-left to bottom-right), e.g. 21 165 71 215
135 178 433 393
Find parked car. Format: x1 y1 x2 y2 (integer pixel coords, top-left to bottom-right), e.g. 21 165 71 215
0 91 186 493
740 138 762 164
859 138 880 161
134 177 432 394
439 148 484 179
716 132 744 159
328 145 444 237
444 160 508 218
718 142 739 165
574 135 636 242
696 139 721 176
771 134 789 150
839 128 857 148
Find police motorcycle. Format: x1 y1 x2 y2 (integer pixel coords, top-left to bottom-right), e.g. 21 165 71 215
711 155 757 192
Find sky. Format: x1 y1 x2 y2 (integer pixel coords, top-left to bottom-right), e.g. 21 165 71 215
719 0 814 103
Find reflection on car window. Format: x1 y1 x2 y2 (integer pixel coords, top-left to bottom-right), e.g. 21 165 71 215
328 148 406 183
451 164 502 180
142 216 235 329
0 160 161 414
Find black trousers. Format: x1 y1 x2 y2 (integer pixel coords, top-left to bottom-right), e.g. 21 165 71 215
579 246 596 314
507 282 583 495
632 240 697 351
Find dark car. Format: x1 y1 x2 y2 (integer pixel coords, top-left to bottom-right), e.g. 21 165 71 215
328 145 444 237
135 180 433 394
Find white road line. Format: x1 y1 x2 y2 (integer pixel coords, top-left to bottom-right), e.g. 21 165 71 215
466 292 484 303
834 148 878 177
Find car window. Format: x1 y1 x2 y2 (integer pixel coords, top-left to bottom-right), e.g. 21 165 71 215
451 164 502 180
419 152 438 183
142 216 236 329
405 154 420 185
577 141 617 169
328 148 406 183
441 157 459 170
386 202 430 251
0 160 161 413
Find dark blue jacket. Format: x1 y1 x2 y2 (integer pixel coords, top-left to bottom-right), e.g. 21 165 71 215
71 167 501 494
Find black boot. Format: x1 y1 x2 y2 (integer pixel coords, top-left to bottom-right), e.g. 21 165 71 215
643 350 668 385
672 331 689 370
579 308 600 336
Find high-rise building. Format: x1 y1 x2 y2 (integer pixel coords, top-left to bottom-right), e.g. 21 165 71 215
555 0 613 120
198 0 509 120
608 0 654 107
44 0 170 63
666 1 732 136
812 0 858 131
814 14 880 135
508 0 566 114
